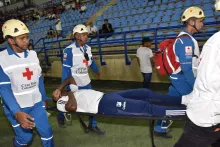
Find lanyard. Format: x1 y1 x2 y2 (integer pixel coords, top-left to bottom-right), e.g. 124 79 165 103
79 46 89 61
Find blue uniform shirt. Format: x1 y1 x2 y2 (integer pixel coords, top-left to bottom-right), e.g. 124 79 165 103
174 30 195 88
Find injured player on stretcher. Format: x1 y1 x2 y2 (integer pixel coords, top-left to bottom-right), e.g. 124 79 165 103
52 76 186 117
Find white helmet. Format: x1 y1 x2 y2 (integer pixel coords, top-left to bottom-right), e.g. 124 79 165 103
181 6 205 22
2 19 29 39
216 0 220 11
72 24 88 35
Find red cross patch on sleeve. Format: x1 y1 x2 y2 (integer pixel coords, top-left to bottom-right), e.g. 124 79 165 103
185 46 192 56
63 53 67 60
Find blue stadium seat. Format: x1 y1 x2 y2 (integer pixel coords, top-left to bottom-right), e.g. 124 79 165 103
175 1 183 8
165 9 173 16
143 33 153 37
115 28 122 33
193 0 202 5
130 26 139 31
202 0 214 4
131 9 137 15
155 0 161 5
157 31 164 37
170 21 180 27
204 17 216 23
138 8 144 14
145 7 151 13
149 12 156 18
167 3 174 9
153 17 161 23
166 31 178 37
206 28 218 33
159 23 168 28
136 19 143 25
134 15 140 21
144 17 152 23
160 4 167 11
203 3 213 10
149 24 158 29
140 25 148 30
204 10 214 17
152 5 159 12
162 0 168 3
125 10 131 16
127 16 133 21
162 14 170 22
122 27 130 32
171 15 180 21
133 33 142 38
148 1 154 6
141 13 146 19
113 13 118 18
157 11 164 17
184 0 193 7
216 11 220 16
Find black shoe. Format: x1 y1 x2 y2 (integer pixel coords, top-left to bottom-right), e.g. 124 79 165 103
88 125 105 135
56 115 66 128
154 131 172 139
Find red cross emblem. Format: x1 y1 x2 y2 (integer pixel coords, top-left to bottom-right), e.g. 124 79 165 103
187 47 191 50
83 59 88 66
22 68 33 80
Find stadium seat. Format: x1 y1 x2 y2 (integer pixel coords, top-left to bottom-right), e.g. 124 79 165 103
204 17 216 23
175 1 183 8
152 5 159 12
162 16 170 22
204 10 214 17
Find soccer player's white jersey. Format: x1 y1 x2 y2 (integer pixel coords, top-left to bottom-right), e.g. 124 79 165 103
57 89 104 113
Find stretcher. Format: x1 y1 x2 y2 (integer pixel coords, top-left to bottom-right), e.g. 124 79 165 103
48 106 186 147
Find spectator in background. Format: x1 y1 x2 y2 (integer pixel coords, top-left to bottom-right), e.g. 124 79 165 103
62 0 66 7
28 42 33 50
47 26 55 38
87 22 98 36
55 16 62 37
101 19 114 34
72 1 76 10
136 37 154 89
80 5 87 13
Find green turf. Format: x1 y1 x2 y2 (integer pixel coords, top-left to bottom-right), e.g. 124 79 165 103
0 87 184 147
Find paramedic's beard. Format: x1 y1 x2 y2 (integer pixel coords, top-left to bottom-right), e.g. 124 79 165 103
77 38 87 46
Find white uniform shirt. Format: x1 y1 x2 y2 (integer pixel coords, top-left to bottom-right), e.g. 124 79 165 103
57 87 104 113
136 47 153 73
182 31 220 127
87 25 98 34
56 19 62 31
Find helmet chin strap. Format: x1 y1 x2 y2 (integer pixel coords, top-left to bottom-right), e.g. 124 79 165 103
187 18 199 33
12 38 27 51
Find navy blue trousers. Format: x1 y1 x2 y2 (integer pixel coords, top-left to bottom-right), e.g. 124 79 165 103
142 73 152 89
98 88 184 116
3 101 54 147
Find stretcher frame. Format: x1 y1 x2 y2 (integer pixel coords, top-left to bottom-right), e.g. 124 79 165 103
48 107 186 147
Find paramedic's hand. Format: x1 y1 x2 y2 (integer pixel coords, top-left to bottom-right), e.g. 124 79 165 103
52 89 61 101
44 101 48 109
15 111 35 129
